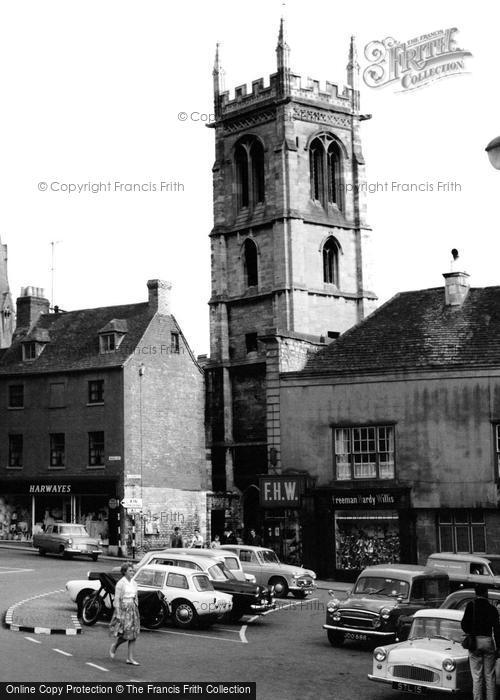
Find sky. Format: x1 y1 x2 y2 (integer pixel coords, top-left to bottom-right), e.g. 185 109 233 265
0 0 499 357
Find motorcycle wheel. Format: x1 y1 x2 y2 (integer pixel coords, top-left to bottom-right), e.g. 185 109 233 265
82 594 103 626
142 603 168 630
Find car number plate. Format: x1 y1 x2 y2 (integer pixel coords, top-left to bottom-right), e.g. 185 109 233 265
345 632 367 641
392 682 425 694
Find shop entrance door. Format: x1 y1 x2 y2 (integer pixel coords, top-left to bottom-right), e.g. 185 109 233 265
263 511 301 564
35 496 72 529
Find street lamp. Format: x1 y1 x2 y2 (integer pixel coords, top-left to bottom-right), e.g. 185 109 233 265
485 136 500 170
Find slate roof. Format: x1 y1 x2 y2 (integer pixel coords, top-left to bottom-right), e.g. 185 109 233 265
0 302 155 375
302 286 500 375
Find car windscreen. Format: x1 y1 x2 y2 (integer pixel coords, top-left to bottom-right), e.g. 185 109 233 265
223 557 241 571
134 569 165 588
410 617 464 644
60 525 89 536
208 563 229 581
193 575 214 592
354 576 409 597
258 550 280 564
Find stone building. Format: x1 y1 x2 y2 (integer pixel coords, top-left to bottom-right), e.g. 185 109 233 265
0 280 207 551
204 22 377 545
279 263 500 578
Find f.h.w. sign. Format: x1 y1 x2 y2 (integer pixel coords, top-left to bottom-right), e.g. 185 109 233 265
259 476 306 508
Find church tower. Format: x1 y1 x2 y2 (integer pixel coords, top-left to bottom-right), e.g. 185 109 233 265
0 237 14 348
206 24 376 533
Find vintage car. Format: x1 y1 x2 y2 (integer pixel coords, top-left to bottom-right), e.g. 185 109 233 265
427 552 500 591
220 545 316 598
441 586 500 611
33 523 102 560
324 564 449 646
134 549 275 621
185 548 257 584
368 608 472 694
133 564 233 628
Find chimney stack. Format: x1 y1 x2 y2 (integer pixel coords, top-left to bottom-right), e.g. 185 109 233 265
15 286 50 335
147 279 172 315
443 249 470 307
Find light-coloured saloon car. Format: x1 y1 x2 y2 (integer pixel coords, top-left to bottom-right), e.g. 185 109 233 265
220 545 316 598
368 608 472 694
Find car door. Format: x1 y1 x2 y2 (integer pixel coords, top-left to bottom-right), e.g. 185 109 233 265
238 549 263 584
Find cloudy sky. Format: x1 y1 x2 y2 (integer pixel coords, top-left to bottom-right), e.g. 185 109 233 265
0 0 498 356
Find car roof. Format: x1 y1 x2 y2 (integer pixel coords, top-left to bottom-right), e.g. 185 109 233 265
443 588 500 602
428 552 495 564
145 551 219 567
137 564 209 577
160 548 226 560
360 564 446 578
413 608 464 621
220 545 272 552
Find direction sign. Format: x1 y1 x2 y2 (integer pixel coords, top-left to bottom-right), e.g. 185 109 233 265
121 498 143 509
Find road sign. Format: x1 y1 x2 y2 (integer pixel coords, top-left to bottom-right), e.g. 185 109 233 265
121 498 143 509
108 498 119 509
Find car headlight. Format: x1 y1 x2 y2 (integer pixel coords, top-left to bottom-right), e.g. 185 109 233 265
327 599 340 613
380 607 391 620
374 648 387 662
67 538 73 545
442 658 456 672
245 574 257 584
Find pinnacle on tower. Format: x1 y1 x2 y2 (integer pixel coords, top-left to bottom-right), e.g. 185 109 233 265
213 42 224 117
276 17 291 96
0 236 14 348
346 35 360 110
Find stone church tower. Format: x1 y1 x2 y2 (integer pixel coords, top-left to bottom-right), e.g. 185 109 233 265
205 22 376 533
0 237 14 348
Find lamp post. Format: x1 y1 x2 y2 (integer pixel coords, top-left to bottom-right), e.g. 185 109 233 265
485 137 500 170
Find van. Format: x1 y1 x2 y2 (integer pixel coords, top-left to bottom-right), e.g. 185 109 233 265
426 552 500 591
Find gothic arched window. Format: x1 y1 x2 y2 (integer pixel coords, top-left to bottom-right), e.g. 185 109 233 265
323 236 340 285
243 238 258 287
309 134 344 210
235 137 266 211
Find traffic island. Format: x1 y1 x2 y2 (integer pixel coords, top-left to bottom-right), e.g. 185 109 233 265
4 589 82 635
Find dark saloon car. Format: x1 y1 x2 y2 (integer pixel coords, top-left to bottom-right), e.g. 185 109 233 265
136 549 275 622
324 564 449 646
441 587 500 611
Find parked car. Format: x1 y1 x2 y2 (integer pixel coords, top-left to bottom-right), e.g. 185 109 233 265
324 564 449 646
368 608 471 694
33 523 101 560
133 564 233 628
441 586 500 611
184 548 257 584
426 552 500 591
220 545 316 598
134 549 275 622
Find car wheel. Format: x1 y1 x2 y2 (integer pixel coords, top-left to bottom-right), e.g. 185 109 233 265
292 591 308 599
172 601 198 629
61 548 72 559
82 593 103 625
91 554 99 562
38 548 46 556
327 630 345 646
270 577 289 598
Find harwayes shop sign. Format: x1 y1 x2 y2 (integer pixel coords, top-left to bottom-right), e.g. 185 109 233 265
29 484 72 493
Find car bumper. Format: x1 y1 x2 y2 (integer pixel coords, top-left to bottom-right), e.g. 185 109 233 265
367 675 461 693
249 601 276 613
323 624 395 638
290 584 315 594
65 548 102 555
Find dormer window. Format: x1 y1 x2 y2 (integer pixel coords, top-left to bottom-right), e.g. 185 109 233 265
21 328 50 361
23 342 37 360
98 319 128 354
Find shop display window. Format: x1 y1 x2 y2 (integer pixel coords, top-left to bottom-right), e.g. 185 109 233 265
335 509 400 570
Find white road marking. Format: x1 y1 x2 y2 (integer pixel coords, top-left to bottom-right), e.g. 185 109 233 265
262 597 319 615
153 628 242 643
246 615 259 624
0 568 34 574
53 648 72 656
215 627 242 633
239 625 248 644
86 662 109 672
24 636 42 644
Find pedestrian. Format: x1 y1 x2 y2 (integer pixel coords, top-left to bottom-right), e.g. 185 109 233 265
221 526 237 545
189 527 204 548
170 526 183 548
246 528 262 546
461 582 500 700
109 562 140 666
210 534 221 549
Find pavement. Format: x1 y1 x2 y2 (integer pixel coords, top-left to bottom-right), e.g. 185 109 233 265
0 541 352 634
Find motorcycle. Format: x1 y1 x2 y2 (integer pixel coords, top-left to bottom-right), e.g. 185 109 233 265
81 571 169 629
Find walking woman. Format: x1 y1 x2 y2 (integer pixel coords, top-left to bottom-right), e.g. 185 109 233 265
461 583 500 700
109 562 140 665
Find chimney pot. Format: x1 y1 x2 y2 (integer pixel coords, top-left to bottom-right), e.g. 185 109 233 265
15 285 50 334
147 279 172 315
443 251 469 307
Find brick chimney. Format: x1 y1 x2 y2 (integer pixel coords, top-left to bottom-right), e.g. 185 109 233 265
15 286 50 334
443 249 470 307
147 279 172 315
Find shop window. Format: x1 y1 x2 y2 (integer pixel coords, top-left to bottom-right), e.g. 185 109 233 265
8 434 23 468
438 510 486 553
8 384 24 408
49 433 65 468
88 379 104 404
49 382 65 408
335 509 400 570
170 332 180 353
334 425 395 480
88 431 105 467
